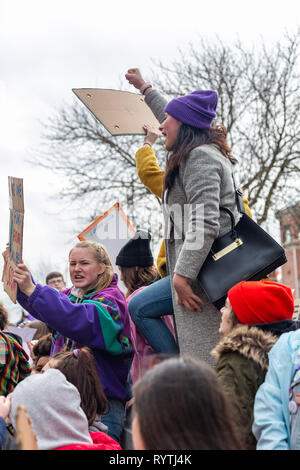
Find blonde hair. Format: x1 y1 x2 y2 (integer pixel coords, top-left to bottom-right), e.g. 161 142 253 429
69 241 114 293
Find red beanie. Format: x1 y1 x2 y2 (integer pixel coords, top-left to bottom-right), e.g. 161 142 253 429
228 280 294 325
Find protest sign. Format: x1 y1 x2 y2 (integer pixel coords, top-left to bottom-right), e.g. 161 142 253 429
4 325 37 362
2 177 24 303
72 88 160 136
1 256 18 304
78 202 135 292
4 325 37 344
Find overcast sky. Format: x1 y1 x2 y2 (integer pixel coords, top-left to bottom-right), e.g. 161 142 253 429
0 0 299 322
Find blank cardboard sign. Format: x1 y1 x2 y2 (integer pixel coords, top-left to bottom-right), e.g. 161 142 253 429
72 88 160 136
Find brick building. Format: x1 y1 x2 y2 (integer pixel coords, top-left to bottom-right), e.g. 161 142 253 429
276 204 300 299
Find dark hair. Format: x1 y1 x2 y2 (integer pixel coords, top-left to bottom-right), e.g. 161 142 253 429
51 347 108 425
133 356 243 450
45 271 65 284
32 333 52 360
163 123 237 191
27 320 51 340
119 265 159 298
0 303 9 331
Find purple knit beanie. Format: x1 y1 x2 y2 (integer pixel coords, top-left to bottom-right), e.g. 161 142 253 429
164 90 218 129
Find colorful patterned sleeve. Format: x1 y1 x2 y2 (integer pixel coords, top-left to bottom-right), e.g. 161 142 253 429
17 345 33 381
0 334 32 396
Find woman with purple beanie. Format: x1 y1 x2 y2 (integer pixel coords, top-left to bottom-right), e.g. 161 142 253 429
8 240 133 443
126 68 239 365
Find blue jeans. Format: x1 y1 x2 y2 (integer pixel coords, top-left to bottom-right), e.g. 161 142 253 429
128 275 179 354
101 399 125 443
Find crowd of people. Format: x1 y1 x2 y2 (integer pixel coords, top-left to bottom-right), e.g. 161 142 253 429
0 67 299 451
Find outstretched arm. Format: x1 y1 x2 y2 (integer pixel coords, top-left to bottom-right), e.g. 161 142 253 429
125 67 167 123
125 68 152 96
16 279 126 356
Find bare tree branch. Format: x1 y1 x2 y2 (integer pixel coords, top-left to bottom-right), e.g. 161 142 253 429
30 31 300 239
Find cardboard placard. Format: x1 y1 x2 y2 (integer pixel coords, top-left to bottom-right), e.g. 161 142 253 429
2 256 18 303
2 177 24 303
72 88 160 136
9 176 24 213
4 325 37 344
4 325 37 361
78 202 136 292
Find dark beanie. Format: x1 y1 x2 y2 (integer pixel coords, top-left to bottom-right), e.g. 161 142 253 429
116 230 154 267
165 89 218 128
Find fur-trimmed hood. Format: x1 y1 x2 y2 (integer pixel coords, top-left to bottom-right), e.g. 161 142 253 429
211 325 277 371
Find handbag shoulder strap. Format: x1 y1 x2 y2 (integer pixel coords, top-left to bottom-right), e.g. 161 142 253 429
231 172 246 214
220 171 245 216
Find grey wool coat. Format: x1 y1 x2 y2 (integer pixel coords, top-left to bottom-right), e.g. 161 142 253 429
145 90 240 365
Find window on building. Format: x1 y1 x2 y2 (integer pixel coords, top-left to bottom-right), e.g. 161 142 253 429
285 227 292 243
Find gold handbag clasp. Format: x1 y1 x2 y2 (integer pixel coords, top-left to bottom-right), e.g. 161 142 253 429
212 238 243 261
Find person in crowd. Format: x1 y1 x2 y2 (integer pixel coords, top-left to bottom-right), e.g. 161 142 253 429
125 68 240 364
45 271 66 291
42 346 108 434
0 302 32 395
4 240 133 443
5 368 122 450
116 229 178 384
0 395 11 448
126 69 252 362
132 355 243 450
117 230 159 299
29 333 52 374
211 280 297 449
252 326 300 449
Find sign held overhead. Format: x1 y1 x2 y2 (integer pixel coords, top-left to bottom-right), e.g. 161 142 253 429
72 88 160 136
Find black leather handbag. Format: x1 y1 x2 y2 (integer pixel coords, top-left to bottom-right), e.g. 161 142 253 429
197 189 287 310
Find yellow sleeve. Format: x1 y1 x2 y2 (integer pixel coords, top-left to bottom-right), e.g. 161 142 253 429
135 145 167 277
135 145 165 199
242 195 252 218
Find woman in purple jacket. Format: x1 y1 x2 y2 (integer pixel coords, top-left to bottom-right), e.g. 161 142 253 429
11 240 133 443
